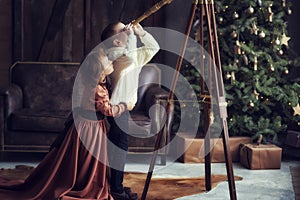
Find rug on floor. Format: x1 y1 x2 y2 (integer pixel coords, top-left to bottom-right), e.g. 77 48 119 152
0 165 242 199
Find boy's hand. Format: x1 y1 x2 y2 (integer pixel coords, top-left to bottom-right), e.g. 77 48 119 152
123 23 134 35
132 23 146 37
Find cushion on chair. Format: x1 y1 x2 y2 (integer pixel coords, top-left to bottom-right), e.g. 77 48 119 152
128 112 151 136
7 109 69 133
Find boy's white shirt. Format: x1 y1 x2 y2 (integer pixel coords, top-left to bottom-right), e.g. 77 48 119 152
107 31 159 109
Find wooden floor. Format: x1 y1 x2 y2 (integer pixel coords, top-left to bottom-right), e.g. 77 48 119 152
291 166 300 200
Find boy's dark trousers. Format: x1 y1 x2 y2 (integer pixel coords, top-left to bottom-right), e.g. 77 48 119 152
107 111 129 193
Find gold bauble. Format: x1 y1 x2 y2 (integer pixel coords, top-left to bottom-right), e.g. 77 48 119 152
225 73 231 80
249 102 255 107
248 6 254 14
259 31 266 38
233 12 239 19
231 31 238 38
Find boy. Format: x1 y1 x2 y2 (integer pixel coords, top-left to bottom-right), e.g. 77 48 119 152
101 22 159 200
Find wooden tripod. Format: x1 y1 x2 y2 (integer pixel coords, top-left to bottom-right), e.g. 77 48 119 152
141 0 237 199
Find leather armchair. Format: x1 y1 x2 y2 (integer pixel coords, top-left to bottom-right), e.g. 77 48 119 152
0 62 174 165
0 62 79 152
127 64 174 165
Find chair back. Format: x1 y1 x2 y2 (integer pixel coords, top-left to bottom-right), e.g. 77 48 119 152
133 64 160 112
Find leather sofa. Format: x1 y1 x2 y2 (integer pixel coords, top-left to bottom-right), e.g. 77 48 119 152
0 62 173 164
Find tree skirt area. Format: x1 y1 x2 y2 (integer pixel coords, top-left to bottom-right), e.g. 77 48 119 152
0 165 242 200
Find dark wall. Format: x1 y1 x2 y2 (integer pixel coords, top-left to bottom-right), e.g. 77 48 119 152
0 0 299 88
288 0 300 57
11 0 163 63
0 0 12 88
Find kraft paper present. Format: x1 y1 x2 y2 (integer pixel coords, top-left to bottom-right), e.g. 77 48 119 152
239 143 282 170
176 133 251 163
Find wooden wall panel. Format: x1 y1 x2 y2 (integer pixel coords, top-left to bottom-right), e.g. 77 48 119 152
0 0 12 88
9 0 166 63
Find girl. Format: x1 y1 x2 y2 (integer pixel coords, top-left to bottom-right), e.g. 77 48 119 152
0 48 127 200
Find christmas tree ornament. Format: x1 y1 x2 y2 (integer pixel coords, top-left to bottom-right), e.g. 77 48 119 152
231 31 238 38
234 40 241 54
259 31 266 38
254 56 258 71
234 58 239 64
257 0 262 7
284 69 289 74
231 71 236 81
293 104 300 116
248 6 254 14
269 64 275 72
281 33 290 46
251 22 259 35
243 54 249 65
249 101 255 107
233 11 239 19
265 7 274 22
225 72 231 80
278 49 284 55
254 89 260 100
288 8 292 15
282 0 286 7
275 38 281 45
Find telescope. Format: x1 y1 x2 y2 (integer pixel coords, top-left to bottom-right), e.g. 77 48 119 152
132 0 173 26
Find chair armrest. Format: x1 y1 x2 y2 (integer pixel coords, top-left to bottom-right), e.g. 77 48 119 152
145 86 174 139
144 86 169 111
4 84 23 118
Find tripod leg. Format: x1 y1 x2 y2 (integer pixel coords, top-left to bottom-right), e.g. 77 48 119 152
221 119 237 200
203 2 237 199
141 1 198 200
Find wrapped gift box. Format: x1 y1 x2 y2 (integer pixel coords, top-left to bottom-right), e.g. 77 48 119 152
239 143 282 170
175 133 251 163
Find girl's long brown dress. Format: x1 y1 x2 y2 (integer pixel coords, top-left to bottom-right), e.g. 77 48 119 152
0 83 126 200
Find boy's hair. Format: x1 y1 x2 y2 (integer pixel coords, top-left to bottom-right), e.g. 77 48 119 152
101 21 121 42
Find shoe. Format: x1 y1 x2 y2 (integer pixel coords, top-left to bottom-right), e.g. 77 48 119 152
124 187 138 200
111 189 138 200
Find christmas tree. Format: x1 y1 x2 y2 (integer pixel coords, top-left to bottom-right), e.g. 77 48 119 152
177 0 300 142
